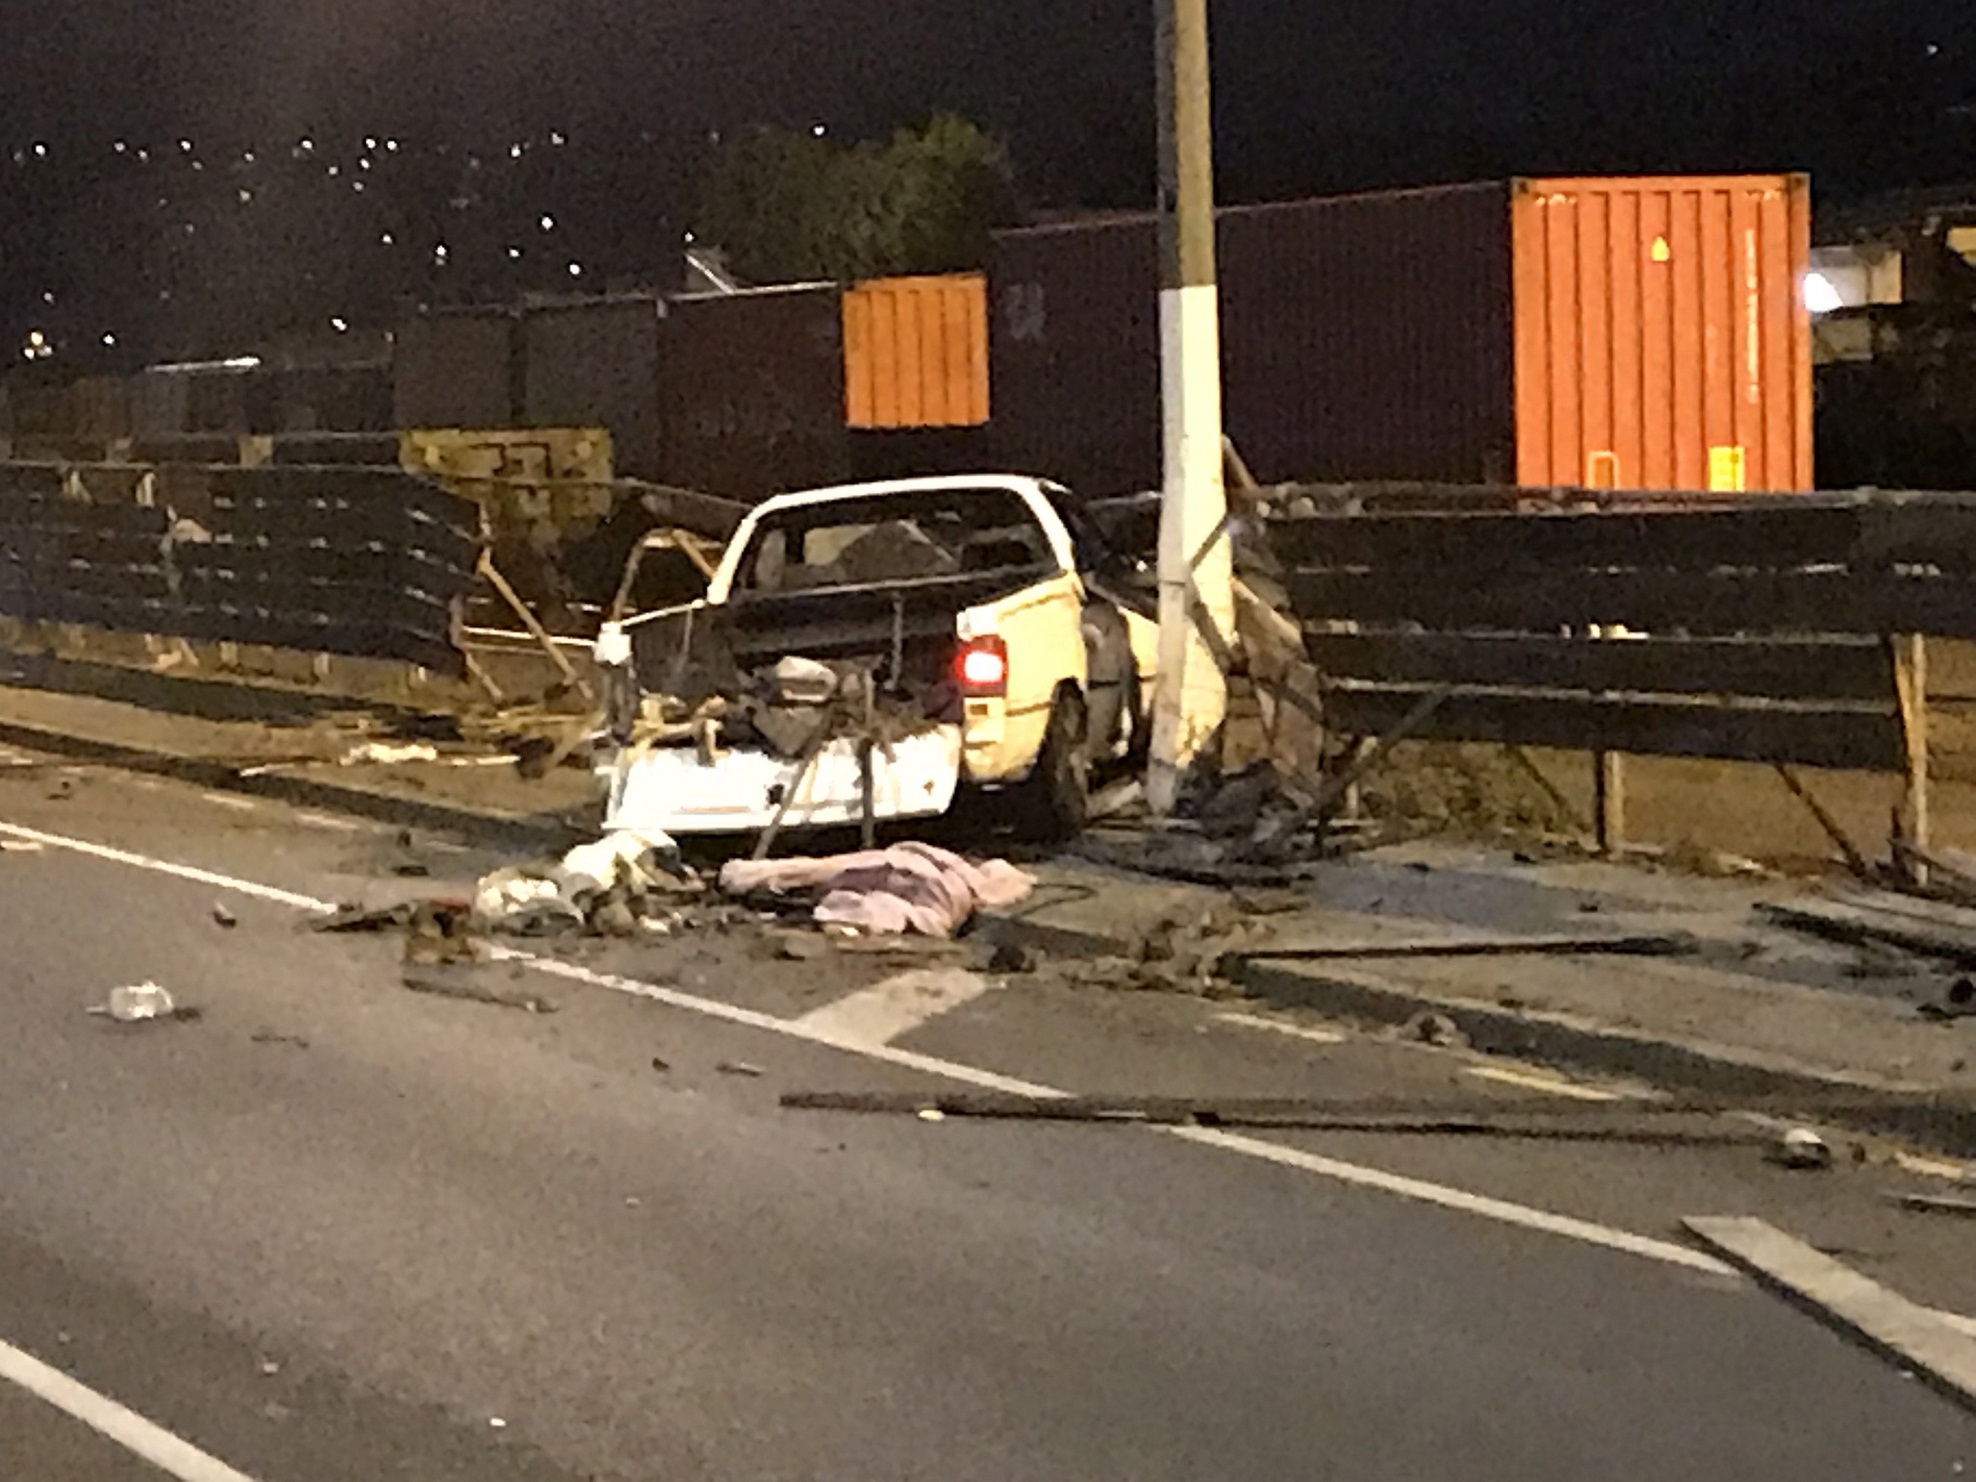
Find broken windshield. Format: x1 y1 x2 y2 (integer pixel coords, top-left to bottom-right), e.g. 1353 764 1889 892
735 487 1058 596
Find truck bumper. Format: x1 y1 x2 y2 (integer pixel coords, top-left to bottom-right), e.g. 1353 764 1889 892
599 726 965 837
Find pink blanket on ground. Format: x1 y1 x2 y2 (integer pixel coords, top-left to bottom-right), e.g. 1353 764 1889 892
719 843 1035 937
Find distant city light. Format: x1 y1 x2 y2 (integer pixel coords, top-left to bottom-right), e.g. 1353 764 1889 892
179 139 193 153
365 137 378 151
42 291 55 304
331 317 349 332
298 137 315 153
434 244 449 264
386 139 400 153
22 330 52 362
539 214 555 231
812 124 826 138
382 232 395 245
32 142 47 158
568 261 582 277
113 141 128 154
102 334 116 347
238 188 253 203
507 246 522 260
328 164 341 177
510 143 525 160
550 130 566 146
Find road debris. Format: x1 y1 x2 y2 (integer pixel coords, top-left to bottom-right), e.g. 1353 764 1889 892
719 843 1033 938
916 1108 948 1123
1406 1012 1468 1048
404 900 477 966
1887 1191 1976 1218
401 972 558 1014
312 903 413 934
1683 1216 1976 1409
340 741 441 767
89 982 201 1024
1760 892 1976 968
1770 1127 1835 1170
250 1029 311 1049
212 901 238 929
986 941 1037 975
1920 979 1976 1023
1230 930 1698 965
781 1089 1775 1144
717 1060 767 1078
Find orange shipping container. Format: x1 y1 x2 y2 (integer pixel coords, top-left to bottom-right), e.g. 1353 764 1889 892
990 175 1813 496
842 274 990 430
1512 175 1812 492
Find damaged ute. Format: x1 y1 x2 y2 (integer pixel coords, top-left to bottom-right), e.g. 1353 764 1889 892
592 475 1156 839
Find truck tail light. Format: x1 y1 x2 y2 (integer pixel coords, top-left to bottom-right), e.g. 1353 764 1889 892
954 636 1008 698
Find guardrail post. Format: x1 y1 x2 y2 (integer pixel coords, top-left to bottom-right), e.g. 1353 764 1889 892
1894 633 1930 879
1594 751 1626 857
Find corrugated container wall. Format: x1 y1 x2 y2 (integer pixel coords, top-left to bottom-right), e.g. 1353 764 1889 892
988 175 1810 496
394 310 518 430
843 274 990 429
989 217 1163 494
521 297 667 480
1220 184 1518 485
1512 176 1812 491
661 287 852 499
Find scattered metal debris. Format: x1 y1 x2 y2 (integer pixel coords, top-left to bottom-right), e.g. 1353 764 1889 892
1920 979 1976 1023
781 1089 1773 1144
340 742 441 767
1886 1191 1976 1218
1771 1127 1835 1170
401 972 559 1014
89 982 201 1024
1406 1012 1468 1049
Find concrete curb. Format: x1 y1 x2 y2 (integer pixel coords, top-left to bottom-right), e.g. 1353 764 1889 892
983 908 1976 1158
0 717 587 855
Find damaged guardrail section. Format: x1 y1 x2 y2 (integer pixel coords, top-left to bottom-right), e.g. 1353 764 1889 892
1266 485 1976 774
0 461 482 674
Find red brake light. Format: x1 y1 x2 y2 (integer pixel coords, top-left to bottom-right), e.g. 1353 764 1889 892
955 637 1008 697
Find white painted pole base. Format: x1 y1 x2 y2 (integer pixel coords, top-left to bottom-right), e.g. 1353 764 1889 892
1148 282 1235 815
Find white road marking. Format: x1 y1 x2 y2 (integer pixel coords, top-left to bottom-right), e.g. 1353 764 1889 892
293 812 361 832
0 821 336 913
0 1335 263 1482
795 968 996 1048
1685 1216 1976 1402
1173 1127 1733 1275
201 793 258 812
13 810 1976 1310
516 953 1054 1098
1466 1065 1623 1103
1215 1011 1348 1046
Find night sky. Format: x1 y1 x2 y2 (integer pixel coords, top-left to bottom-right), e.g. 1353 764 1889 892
1 1 1971 363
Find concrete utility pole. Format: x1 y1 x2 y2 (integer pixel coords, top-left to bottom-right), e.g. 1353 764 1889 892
1147 0 1235 815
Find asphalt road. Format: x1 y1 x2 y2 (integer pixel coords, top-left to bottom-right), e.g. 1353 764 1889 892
1 753 1974 1480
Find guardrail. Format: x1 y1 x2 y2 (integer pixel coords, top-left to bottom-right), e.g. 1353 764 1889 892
0 462 482 674
1265 484 1976 857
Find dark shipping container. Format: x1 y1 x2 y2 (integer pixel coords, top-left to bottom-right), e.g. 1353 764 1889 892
660 286 852 500
521 296 667 480
394 309 518 430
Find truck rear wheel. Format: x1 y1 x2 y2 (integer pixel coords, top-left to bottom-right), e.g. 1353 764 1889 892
1017 688 1090 841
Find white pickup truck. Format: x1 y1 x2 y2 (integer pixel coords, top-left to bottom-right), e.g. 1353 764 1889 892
591 474 1156 839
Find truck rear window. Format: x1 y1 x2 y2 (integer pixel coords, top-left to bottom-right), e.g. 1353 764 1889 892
736 488 1057 595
